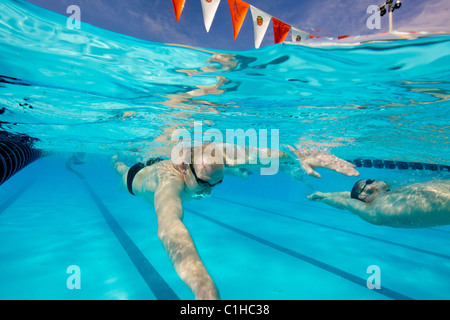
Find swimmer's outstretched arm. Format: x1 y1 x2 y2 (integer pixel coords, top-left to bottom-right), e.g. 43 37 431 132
307 191 353 210
307 191 384 225
154 179 219 300
221 144 359 178
286 146 359 178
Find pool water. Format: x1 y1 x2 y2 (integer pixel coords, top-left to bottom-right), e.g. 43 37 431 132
1 154 449 300
0 0 449 300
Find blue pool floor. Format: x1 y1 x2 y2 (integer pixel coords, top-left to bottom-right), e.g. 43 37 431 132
0 155 449 300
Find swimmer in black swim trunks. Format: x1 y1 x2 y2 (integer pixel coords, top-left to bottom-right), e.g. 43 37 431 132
111 143 359 300
126 158 164 195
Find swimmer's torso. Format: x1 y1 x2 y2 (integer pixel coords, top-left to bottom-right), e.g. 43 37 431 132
372 180 450 228
130 160 202 204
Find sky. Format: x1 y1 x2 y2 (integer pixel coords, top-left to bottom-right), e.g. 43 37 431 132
24 0 450 51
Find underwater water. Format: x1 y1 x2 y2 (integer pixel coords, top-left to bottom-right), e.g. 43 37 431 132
0 0 449 300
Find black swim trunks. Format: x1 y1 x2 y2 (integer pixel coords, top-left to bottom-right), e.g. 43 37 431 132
127 158 164 195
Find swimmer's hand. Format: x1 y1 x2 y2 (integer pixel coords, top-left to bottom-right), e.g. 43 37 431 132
224 167 252 179
307 192 326 201
288 146 359 178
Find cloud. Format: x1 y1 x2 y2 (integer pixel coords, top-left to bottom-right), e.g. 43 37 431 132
397 0 450 31
262 0 450 36
127 9 189 44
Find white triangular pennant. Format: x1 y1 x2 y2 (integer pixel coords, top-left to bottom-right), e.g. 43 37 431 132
291 27 310 42
200 0 221 33
250 6 271 49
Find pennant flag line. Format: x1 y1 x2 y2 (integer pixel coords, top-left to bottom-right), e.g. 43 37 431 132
291 27 310 42
272 17 291 44
337 34 350 40
249 5 271 49
227 0 250 40
170 1 352 48
201 0 221 33
172 0 186 23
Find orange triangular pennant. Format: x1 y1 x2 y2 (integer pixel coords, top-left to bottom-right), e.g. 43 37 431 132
227 0 250 40
272 17 291 44
338 35 350 40
172 0 186 23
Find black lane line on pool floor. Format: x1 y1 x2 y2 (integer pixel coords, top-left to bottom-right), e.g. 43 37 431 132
428 228 450 235
0 181 34 216
214 196 450 261
185 208 413 300
81 179 179 300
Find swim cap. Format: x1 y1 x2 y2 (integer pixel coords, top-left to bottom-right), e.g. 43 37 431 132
351 179 368 201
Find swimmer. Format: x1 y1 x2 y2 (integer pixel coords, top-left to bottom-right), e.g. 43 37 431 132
111 143 359 300
307 179 450 228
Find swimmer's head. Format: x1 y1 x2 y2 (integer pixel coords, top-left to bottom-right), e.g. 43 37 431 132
351 179 390 203
181 151 224 196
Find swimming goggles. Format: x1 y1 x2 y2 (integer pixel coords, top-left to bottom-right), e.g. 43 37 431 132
189 163 223 187
358 179 375 195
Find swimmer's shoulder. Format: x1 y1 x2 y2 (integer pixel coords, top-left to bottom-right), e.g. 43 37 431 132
149 160 184 182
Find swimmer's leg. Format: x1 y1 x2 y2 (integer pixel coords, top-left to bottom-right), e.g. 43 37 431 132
111 155 130 189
